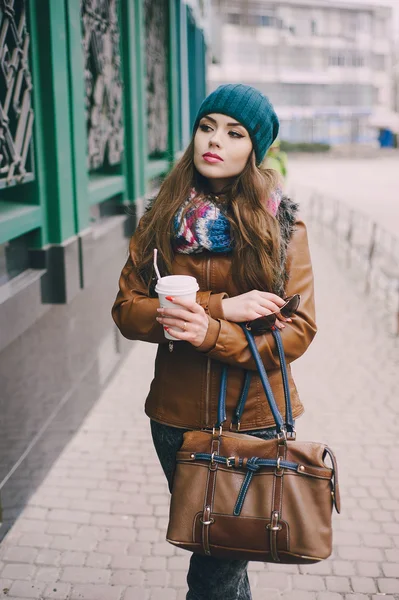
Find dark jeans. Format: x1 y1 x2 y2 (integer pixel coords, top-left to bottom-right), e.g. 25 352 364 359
150 419 279 600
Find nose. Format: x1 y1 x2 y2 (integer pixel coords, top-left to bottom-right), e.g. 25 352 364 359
209 130 222 148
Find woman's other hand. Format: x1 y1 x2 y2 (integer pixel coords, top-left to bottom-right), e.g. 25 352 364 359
156 297 209 347
221 291 291 330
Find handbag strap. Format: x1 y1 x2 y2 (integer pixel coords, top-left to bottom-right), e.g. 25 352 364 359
230 328 295 433
270 328 295 433
215 326 287 436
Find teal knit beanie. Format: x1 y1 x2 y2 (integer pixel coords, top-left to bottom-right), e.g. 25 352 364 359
193 84 279 165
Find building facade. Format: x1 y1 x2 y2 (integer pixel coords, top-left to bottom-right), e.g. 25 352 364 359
0 0 209 538
209 0 393 145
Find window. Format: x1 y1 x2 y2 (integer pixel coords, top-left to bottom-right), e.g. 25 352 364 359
261 15 273 27
227 13 240 25
373 54 386 71
311 19 317 35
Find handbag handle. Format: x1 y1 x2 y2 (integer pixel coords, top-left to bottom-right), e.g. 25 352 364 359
230 328 295 434
215 326 289 436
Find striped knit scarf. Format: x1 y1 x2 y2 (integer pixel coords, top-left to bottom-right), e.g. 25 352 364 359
173 187 282 254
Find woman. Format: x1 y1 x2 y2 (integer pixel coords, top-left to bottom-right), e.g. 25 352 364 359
112 84 317 600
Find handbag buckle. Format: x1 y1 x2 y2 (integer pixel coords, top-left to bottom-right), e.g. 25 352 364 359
212 426 223 437
229 421 241 432
276 428 287 442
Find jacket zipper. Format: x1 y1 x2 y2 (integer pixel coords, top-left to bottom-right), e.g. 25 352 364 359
205 256 211 427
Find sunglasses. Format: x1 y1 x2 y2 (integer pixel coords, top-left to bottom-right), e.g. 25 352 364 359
245 294 301 335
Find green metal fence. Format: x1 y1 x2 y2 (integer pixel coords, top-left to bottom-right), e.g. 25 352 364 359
0 0 207 288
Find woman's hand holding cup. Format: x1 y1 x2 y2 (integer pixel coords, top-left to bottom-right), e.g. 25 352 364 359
156 297 209 347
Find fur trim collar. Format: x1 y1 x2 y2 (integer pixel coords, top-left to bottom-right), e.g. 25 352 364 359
275 195 299 295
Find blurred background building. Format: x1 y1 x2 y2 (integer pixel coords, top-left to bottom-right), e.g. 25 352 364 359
209 0 394 145
0 0 210 537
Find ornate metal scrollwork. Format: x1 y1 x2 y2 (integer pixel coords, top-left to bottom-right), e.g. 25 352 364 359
144 0 169 158
81 0 124 171
0 0 34 188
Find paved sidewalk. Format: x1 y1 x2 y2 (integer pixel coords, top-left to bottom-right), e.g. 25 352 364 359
0 228 398 600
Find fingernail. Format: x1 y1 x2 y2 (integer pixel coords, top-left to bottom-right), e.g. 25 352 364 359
165 296 174 302
164 326 169 331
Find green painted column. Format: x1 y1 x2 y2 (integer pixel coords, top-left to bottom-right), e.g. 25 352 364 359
179 1 190 148
29 0 76 244
64 0 90 232
120 0 146 201
168 0 180 161
135 0 147 197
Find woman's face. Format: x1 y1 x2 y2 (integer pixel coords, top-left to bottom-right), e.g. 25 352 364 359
193 113 253 192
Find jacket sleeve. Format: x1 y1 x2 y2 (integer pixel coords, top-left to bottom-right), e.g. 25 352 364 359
196 220 317 370
111 234 228 343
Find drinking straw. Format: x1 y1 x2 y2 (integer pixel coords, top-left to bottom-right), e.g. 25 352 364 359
153 248 162 281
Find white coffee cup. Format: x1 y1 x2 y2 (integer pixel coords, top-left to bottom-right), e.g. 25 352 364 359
155 275 199 340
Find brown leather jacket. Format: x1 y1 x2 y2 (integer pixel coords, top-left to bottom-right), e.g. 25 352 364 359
112 200 317 431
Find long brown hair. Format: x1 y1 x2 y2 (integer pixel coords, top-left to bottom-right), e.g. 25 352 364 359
134 138 282 294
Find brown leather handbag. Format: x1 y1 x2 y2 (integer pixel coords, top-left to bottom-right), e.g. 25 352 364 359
166 326 341 564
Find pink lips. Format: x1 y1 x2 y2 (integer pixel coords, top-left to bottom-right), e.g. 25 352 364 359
203 152 223 163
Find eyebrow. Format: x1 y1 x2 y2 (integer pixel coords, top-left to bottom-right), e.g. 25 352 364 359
201 115 244 128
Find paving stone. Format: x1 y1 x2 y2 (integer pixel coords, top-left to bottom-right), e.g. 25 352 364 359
149 589 177 600
123 588 151 600
50 537 96 553
152 542 175 557
60 551 86 566
351 577 377 593
167 557 189 571
382 562 399 577
282 593 316 600
46 522 79 536
251 591 280 600
47 510 90 525
110 569 145 586
332 561 356 577
1 547 38 564
377 578 399 594
338 546 384 561
69 583 124 600
111 555 142 569
144 569 170 587
8 580 46 598
170 570 187 588
35 567 61 582
292 575 326 592
356 561 380 577
43 582 72 599
85 552 111 569
325 577 351 593
256 573 290 590
76 525 108 540
300 562 333 575
18 534 53 548
1 563 35 580
127 542 152 556
35 550 62 567
60 567 110 584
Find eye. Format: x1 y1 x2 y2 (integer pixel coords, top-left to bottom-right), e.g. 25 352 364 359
199 124 213 132
229 130 244 138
